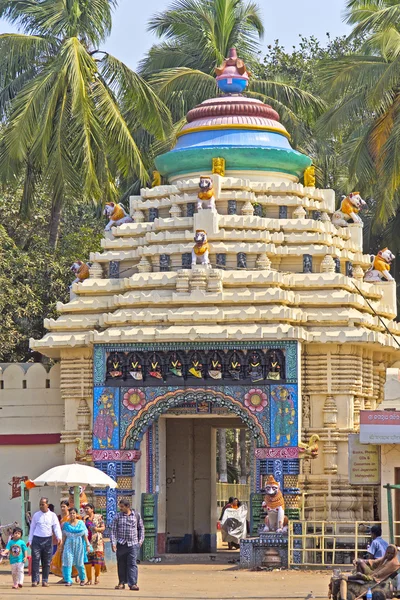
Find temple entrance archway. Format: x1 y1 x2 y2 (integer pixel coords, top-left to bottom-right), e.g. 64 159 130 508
121 390 262 554
92 341 301 557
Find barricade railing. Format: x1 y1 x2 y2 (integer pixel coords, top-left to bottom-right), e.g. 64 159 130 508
288 520 400 568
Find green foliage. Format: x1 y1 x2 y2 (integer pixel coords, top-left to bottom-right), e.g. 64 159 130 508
0 0 171 247
318 1 400 229
256 34 363 96
0 187 103 361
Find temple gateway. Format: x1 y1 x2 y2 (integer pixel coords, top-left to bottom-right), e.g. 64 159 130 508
31 50 400 558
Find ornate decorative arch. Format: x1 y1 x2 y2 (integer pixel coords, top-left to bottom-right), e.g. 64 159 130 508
122 388 268 448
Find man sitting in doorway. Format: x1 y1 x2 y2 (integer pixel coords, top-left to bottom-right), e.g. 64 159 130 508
367 525 389 559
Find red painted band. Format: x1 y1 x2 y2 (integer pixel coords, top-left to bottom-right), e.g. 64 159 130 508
0 434 61 445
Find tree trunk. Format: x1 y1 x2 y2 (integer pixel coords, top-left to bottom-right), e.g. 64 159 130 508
232 429 239 475
49 188 64 249
239 429 247 484
218 429 228 483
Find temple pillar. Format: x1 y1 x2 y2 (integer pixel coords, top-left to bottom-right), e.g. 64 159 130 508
59 348 93 464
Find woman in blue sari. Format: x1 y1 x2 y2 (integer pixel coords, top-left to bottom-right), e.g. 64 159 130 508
61 507 90 586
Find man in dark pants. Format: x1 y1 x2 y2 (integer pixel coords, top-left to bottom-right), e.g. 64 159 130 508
28 497 62 587
111 500 145 591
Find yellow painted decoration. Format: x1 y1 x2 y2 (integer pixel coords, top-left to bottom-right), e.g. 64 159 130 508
152 170 161 187
212 157 225 176
304 166 316 187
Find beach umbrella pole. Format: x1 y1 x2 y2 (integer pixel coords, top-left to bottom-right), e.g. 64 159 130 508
74 486 80 511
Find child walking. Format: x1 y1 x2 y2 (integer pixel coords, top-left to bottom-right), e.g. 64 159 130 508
3 527 28 589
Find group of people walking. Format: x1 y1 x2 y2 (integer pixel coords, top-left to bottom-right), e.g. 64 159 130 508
2 496 144 591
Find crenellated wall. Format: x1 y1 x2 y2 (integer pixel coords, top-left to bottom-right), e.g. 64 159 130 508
0 363 64 523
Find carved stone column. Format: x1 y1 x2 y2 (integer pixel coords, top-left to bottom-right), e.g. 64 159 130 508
323 395 338 429
59 348 93 463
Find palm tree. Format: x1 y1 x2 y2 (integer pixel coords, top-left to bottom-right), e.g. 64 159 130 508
0 0 171 247
317 0 400 227
140 0 324 131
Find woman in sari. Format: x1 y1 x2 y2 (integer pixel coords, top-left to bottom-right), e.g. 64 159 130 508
84 503 106 585
51 501 77 579
61 507 90 586
333 544 400 600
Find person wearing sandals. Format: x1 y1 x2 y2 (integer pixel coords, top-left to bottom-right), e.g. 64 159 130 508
84 504 106 585
61 507 90 586
111 500 144 592
28 497 62 587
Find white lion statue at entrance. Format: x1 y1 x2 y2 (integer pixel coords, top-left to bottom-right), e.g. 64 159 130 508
262 475 288 533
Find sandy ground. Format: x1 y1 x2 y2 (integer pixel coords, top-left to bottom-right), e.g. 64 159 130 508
0 561 331 600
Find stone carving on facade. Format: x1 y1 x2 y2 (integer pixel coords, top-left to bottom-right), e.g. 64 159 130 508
190 267 208 291
137 256 152 273
169 203 181 218
256 253 271 270
293 206 306 219
331 192 366 228
103 202 133 231
176 269 190 293
364 248 395 282
353 264 364 281
75 433 92 463
301 394 311 429
207 269 223 293
323 438 338 475
320 255 335 273
298 434 320 459
133 209 145 223
192 230 210 266
241 201 254 216
323 395 338 429
89 261 103 279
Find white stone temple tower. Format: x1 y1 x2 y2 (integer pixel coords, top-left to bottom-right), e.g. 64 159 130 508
32 50 400 554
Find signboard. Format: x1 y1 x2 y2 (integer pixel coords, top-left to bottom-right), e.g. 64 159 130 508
8 476 28 499
360 410 400 444
348 434 380 486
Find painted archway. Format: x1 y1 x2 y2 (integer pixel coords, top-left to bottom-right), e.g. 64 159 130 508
121 387 268 448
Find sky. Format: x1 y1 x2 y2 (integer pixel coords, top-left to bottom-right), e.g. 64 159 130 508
0 0 351 70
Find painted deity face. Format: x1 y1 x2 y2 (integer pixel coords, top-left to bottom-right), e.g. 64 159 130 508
279 388 289 400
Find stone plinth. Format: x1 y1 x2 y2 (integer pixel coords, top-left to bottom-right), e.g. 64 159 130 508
240 533 289 569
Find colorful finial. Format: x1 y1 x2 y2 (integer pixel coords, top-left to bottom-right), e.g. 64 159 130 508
215 47 249 94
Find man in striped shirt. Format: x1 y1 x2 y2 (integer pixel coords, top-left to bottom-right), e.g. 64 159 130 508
110 500 145 591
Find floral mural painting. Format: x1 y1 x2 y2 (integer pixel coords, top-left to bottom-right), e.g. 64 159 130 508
244 388 268 413
123 388 146 411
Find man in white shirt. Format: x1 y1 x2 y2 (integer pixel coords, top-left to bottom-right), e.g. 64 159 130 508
28 497 62 587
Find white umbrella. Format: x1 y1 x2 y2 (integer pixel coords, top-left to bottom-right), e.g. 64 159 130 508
32 463 118 488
